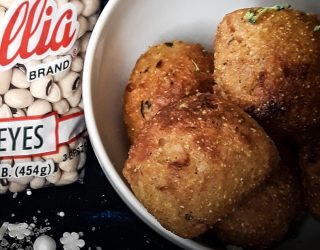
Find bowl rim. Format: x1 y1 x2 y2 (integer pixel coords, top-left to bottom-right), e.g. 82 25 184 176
82 0 212 249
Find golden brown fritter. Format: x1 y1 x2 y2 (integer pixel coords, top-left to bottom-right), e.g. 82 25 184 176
213 8 320 139
123 93 279 238
124 41 214 142
213 152 301 249
299 131 320 220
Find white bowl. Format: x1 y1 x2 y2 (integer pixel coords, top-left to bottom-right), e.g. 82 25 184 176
83 0 320 249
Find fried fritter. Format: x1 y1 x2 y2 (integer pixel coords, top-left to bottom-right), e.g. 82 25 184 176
123 93 279 238
299 132 320 220
213 8 320 139
213 152 301 249
124 41 214 142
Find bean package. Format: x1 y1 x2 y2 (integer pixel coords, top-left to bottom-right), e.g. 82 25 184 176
0 0 101 193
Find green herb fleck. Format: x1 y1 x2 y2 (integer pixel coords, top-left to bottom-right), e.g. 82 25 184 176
191 60 200 71
244 10 257 24
244 4 291 24
140 100 152 118
314 25 320 32
179 103 189 109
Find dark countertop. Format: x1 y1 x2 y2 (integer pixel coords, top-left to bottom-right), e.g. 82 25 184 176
0 144 181 250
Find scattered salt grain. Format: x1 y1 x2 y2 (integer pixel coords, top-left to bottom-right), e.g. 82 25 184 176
0 238 9 247
57 212 65 217
32 216 38 223
0 222 9 240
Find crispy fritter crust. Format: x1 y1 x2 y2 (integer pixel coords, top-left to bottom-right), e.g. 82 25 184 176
213 153 301 249
124 41 214 142
213 9 320 139
299 133 320 220
123 93 279 238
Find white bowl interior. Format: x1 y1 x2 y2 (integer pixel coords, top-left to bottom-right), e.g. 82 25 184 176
83 0 320 249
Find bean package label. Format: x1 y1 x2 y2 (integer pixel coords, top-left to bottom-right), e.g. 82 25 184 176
0 0 100 193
